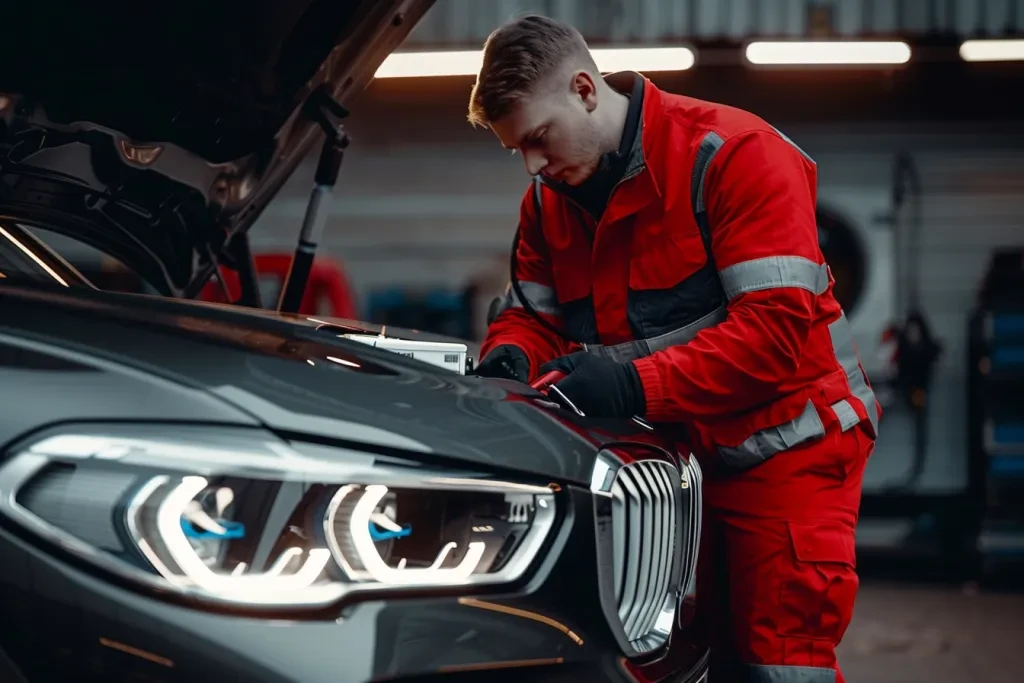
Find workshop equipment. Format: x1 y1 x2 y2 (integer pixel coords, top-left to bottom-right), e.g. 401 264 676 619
885 152 943 491
855 154 966 578
967 247 1024 585
342 332 468 375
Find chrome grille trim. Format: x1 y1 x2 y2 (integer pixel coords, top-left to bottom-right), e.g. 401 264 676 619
680 454 703 601
609 459 683 651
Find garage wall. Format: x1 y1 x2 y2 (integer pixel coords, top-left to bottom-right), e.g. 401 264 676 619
250 96 1024 495
798 127 1024 493
405 0 1024 43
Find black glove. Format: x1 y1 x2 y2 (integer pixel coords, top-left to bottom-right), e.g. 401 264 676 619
475 344 530 383
539 352 646 419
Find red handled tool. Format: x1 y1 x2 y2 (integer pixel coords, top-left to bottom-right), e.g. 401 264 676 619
530 370 653 430
530 370 567 392
530 370 584 417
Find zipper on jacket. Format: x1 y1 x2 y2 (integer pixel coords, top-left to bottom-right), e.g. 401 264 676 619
607 163 646 205
543 162 647 242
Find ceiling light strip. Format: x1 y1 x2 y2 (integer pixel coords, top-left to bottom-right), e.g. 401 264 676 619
374 46 695 78
959 39 1024 62
745 40 912 65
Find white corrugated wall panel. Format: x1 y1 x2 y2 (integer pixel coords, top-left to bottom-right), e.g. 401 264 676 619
835 0 864 36
957 0 983 33
984 0 1015 33
403 0 1018 44
868 0 900 33
902 1 936 33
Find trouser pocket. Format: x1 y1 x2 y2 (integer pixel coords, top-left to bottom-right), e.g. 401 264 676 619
777 521 858 643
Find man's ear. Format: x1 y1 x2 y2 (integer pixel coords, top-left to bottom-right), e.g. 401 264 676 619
571 70 598 113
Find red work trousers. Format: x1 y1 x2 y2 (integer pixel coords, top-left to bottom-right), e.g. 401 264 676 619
695 417 873 683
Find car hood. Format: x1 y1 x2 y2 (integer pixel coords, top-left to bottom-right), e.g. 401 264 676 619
189 299 485 361
0 0 435 296
1 283 669 486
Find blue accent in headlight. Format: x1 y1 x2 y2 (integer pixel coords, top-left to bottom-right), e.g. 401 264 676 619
181 518 246 540
369 522 411 542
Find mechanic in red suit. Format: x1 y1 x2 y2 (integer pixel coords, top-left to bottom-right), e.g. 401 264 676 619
469 15 881 683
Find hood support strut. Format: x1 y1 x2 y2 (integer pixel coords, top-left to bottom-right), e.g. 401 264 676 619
277 87 351 314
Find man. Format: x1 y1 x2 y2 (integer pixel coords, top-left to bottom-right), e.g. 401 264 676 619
469 14 881 683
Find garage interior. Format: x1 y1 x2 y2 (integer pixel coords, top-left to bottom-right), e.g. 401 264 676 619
257 0 1022 581
16 1 1024 680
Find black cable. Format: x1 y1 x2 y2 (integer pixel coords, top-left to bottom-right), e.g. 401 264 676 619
888 152 938 492
891 152 923 315
508 223 576 344
909 166 922 312
502 178 578 345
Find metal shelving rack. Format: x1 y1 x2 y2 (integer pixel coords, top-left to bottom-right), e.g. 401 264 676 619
967 248 1024 584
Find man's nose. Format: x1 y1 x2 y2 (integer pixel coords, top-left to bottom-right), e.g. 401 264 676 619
523 151 548 177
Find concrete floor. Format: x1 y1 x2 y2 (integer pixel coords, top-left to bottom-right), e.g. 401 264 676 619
837 581 1024 683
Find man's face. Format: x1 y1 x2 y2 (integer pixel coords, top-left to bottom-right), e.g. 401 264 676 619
490 71 603 187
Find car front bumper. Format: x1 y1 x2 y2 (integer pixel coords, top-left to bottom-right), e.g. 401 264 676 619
0 484 708 683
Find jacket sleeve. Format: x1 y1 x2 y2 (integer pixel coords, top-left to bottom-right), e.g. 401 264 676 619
632 130 821 421
479 185 571 379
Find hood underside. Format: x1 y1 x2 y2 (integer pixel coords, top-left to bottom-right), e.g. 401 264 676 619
0 0 435 296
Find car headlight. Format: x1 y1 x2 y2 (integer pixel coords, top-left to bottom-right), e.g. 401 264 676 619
0 426 557 611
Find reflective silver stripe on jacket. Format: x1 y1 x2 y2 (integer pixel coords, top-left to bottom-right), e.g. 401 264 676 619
694 127 811 217
746 664 836 683
830 398 861 432
719 256 830 301
771 125 816 164
693 131 726 216
583 305 728 363
718 313 879 470
495 280 560 318
829 312 880 434
719 400 826 470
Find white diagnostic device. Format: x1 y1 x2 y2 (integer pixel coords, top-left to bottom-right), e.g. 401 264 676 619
342 333 468 375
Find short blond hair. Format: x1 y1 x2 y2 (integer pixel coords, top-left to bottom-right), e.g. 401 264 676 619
468 14 594 127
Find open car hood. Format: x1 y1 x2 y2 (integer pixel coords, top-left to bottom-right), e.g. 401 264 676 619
0 0 435 296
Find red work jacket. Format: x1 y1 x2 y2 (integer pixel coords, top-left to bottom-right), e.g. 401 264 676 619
482 74 881 470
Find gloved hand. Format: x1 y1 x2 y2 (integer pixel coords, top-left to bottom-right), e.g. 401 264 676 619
474 344 531 383
539 352 646 419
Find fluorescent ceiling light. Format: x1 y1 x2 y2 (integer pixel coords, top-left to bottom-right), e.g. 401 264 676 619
959 39 1024 62
375 50 481 78
593 47 695 73
745 40 911 65
374 46 694 78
